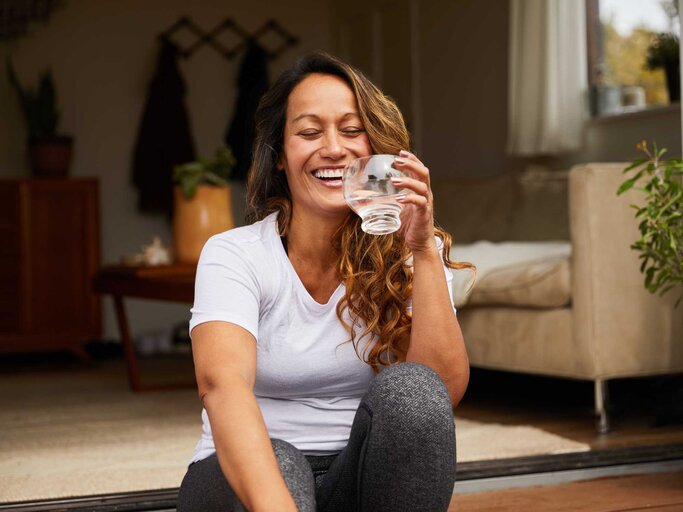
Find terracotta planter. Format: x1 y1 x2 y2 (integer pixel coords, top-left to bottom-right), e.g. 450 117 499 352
28 135 74 178
173 185 234 264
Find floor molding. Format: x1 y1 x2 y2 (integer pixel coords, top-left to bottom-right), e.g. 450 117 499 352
454 459 683 495
456 442 683 480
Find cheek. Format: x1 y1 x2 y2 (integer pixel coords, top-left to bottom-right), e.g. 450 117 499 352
283 137 314 168
354 133 373 155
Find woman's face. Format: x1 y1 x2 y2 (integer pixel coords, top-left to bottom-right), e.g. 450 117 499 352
279 73 372 220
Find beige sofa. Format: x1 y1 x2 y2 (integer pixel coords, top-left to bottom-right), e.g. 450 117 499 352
432 163 683 433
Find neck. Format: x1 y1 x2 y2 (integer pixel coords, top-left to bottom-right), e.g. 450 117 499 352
287 206 347 268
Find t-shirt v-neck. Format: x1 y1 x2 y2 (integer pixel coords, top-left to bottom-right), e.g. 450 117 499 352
277 233 344 309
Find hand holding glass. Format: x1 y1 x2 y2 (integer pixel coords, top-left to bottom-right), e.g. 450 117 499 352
343 155 408 235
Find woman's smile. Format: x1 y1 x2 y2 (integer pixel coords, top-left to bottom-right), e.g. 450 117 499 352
310 165 346 189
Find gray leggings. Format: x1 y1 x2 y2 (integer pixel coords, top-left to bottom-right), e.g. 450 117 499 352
177 362 457 511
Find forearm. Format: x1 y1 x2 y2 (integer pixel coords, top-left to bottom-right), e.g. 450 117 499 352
405 246 470 406
203 377 297 511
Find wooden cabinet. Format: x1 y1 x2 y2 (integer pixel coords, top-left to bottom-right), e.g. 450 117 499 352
0 178 101 357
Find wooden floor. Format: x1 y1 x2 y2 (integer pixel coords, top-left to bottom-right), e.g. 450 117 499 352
457 367 683 452
448 470 683 512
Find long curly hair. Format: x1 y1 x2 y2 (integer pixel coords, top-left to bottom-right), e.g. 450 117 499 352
246 52 473 371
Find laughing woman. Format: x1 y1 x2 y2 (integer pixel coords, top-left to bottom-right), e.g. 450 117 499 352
177 52 472 512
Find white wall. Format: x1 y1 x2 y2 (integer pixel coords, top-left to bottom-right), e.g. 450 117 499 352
0 0 333 341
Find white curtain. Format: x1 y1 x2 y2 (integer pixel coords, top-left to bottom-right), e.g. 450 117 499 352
507 0 588 155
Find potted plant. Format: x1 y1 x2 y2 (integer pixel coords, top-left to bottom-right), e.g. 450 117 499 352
172 147 236 264
7 59 74 177
618 141 683 307
645 32 680 103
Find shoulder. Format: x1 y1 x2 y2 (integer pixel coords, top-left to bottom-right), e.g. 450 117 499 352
200 213 278 263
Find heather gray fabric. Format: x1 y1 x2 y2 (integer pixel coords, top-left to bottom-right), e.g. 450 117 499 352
177 439 316 512
317 362 456 511
177 363 457 511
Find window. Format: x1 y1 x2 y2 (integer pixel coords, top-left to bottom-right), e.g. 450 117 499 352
587 0 680 116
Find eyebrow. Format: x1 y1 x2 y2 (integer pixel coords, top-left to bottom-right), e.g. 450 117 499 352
291 112 360 123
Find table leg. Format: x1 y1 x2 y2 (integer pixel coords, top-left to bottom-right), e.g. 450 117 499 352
112 295 143 391
111 294 195 392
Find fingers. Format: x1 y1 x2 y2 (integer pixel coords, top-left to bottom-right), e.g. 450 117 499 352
396 193 429 208
392 149 431 201
393 150 430 185
391 150 433 212
390 176 429 197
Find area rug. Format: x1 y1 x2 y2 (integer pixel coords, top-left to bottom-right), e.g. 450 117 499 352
0 363 590 503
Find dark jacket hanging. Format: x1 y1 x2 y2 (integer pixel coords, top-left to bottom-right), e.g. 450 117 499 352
132 39 196 216
225 40 269 181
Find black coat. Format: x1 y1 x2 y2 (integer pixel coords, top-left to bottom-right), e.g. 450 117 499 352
225 41 269 181
132 40 196 216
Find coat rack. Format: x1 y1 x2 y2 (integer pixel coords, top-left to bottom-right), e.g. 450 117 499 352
158 16 298 60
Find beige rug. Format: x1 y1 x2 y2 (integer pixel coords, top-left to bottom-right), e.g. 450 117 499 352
0 363 589 503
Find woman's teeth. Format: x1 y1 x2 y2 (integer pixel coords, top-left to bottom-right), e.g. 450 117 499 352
313 169 343 180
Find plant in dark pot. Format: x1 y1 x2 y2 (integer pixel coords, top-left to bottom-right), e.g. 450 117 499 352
645 32 680 103
7 59 74 178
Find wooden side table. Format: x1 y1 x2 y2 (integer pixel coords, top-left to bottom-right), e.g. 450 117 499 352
93 264 196 391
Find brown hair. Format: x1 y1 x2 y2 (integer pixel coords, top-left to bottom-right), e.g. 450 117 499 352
246 52 472 371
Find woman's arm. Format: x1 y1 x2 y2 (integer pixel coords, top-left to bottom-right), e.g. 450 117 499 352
192 321 298 511
406 247 470 406
392 150 470 406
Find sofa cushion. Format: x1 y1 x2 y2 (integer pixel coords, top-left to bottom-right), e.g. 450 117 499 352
432 168 569 244
432 173 518 244
450 241 571 308
468 257 571 307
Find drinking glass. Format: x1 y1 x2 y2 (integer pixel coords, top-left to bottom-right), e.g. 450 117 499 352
342 154 408 235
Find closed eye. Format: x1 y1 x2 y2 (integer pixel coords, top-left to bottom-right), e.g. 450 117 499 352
342 128 365 136
298 130 322 138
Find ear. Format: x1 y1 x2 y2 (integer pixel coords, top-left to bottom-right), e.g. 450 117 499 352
276 155 285 171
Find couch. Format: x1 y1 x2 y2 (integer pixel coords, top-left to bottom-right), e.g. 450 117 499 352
432 163 683 433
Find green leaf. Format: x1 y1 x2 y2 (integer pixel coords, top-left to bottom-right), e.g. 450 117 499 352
173 146 236 198
617 177 638 195
623 158 647 173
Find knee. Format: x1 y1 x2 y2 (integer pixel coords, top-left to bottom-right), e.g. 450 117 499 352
270 439 315 512
271 438 309 472
367 362 453 430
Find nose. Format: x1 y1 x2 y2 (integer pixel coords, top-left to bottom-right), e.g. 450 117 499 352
319 130 346 160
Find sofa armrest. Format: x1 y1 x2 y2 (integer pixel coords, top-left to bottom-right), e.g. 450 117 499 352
569 163 683 379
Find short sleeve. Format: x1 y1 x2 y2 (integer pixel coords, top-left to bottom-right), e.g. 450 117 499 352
189 235 261 340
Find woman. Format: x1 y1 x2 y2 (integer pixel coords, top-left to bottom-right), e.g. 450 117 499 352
177 52 471 512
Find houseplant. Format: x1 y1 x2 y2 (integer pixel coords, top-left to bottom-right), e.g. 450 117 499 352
7 59 74 177
172 147 236 264
618 140 683 307
645 32 680 103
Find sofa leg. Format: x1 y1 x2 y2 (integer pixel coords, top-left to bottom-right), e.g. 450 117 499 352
595 379 610 434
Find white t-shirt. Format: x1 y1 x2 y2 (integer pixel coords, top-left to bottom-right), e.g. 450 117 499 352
188 212 454 462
